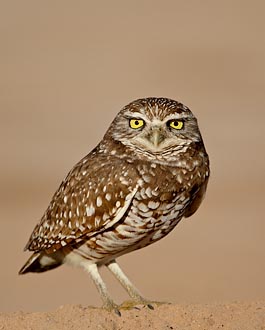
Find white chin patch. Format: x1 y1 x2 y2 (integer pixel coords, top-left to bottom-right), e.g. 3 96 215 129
135 138 183 153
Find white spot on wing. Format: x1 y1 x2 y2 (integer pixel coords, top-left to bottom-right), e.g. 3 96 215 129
104 186 138 230
96 196 103 207
103 213 109 221
86 205 95 216
95 216 101 227
105 193 111 201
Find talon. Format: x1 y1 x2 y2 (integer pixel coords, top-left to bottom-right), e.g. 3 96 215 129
114 308 121 317
119 299 167 311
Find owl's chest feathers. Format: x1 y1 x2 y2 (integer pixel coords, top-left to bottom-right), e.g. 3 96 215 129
116 157 208 240
72 151 208 261
124 189 188 237
135 151 208 197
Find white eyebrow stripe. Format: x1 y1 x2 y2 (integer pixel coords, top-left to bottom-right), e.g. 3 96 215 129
151 114 192 126
162 113 193 122
125 112 147 119
125 111 193 124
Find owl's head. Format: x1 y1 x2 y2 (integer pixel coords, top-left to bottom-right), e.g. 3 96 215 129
105 98 203 159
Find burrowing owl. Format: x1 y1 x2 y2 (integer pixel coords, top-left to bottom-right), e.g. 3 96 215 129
19 97 209 314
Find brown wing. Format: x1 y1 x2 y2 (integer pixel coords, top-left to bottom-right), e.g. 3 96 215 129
25 151 139 253
184 177 209 218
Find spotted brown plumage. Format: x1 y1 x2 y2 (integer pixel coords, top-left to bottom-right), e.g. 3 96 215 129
19 97 210 315
25 154 140 254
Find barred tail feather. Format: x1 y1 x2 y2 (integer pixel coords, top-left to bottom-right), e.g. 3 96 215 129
19 252 62 274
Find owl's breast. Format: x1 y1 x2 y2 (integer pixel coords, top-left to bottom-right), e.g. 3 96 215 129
69 155 208 263
75 186 189 264
122 184 190 238
122 157 209 239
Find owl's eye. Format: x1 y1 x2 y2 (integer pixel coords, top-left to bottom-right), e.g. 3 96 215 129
129 119 145 129
168 120 184 130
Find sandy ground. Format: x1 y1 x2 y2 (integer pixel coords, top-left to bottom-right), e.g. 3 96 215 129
1 302 264 330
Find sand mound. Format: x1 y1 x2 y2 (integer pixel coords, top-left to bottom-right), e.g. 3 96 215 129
1 301 264 330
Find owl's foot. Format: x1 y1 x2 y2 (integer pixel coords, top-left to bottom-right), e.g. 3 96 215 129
119 299 170 311
103 300 121 316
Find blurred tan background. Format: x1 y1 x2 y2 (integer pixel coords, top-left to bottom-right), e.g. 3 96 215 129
0 0 264 312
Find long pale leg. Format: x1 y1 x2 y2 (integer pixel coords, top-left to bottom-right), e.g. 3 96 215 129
106 259 154 309
83 262 121 315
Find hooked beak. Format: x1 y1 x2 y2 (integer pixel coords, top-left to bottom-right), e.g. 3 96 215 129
148 129 166 148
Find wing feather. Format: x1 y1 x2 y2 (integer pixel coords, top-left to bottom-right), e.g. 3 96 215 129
25 152 139 253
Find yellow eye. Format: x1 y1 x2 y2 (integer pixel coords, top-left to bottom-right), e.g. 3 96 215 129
168 120 184 130
129 119 145 129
